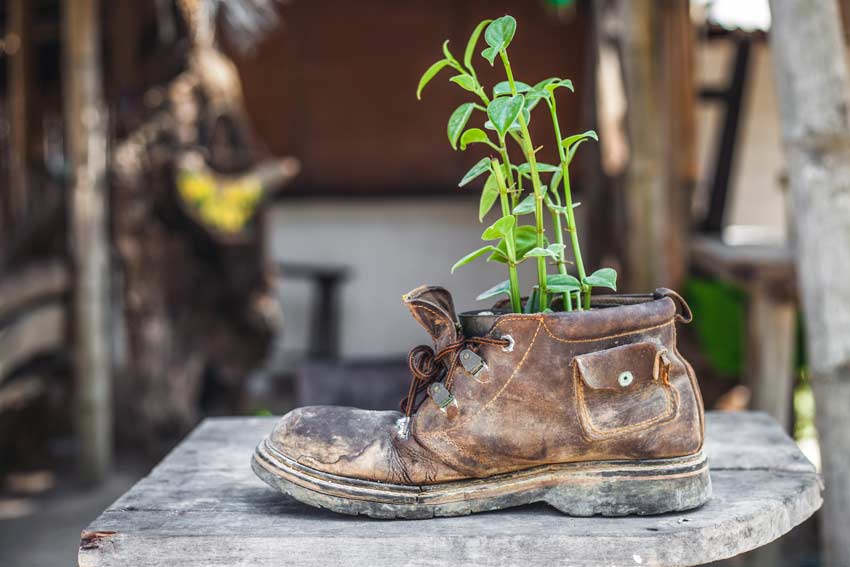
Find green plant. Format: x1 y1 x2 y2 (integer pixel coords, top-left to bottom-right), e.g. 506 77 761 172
417 15 617 313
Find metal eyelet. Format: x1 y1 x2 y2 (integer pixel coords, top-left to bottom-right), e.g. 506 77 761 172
501 334 515 352
618 371 634 387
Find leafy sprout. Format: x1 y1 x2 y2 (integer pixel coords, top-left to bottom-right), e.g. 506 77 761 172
417 15 617 313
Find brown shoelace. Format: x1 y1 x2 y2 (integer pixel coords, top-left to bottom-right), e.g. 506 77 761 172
400 335 510 417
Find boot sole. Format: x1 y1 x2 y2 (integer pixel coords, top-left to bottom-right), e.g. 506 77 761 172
252 439 712 519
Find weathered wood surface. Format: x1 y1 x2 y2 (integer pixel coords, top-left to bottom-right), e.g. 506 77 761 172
78 412 820 567
769 1 850 564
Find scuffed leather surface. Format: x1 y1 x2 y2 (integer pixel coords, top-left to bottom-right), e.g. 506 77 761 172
268 287 706 485
269 406 465 484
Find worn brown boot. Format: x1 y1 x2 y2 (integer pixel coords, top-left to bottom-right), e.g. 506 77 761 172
253 285 710 518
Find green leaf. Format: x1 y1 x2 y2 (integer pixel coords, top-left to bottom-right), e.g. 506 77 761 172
562 130 598 165
547 200 580 215
450 74 477 92
481 46 499 66
525 89 550 109
548 243 566 256
459 128 492 151
488 226 539 263
562 130 598 148
478 174 500 221
447 103 475 150
516 162 560 176
534 77 574 97
526 81 556 104
512 194 536 215
523 243 565 259
493 81 531 97
417 59 450 100
547 273 582 293
442 40 461 68
484 15 517 58
487 95 525 138
465 19 492 71
583 267 618 291
481 214 515 240
544 78 574 94
562 130 598 151
459 157 492 187
484 119 522 133
451 245 496 273
476 279 511 301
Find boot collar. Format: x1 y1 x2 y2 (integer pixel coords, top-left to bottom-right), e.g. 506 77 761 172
403 285 460 352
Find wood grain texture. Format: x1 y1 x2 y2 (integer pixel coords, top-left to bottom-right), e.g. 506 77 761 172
78 412 820 567
768 1 850 564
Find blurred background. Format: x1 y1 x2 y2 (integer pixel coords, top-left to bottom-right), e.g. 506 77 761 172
0 0 839 565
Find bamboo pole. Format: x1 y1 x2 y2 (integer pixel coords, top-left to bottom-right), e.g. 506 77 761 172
63 0 112 482
769 1 850 564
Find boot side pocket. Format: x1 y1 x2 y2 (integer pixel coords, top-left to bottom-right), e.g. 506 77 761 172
572 342 678 441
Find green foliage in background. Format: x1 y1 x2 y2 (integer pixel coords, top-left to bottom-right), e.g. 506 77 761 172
417 15 616 313
684 277 746 376
794 374 817 442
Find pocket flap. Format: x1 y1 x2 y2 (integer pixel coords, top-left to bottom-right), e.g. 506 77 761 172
573 342 665 390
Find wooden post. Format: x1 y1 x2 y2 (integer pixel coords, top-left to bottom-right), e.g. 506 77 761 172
745 285 796 430
7 0 30 224
64 0 112 482
769 1 850 564
616 0 696 292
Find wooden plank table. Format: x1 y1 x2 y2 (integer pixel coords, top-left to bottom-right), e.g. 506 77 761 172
78 412 821 567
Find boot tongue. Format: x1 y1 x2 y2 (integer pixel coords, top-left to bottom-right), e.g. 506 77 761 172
403 285 459 351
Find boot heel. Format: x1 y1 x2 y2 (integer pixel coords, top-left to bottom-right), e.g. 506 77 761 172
543 452 712 516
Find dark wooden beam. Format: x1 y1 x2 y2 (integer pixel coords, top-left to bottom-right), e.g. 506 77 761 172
700 37 752 233
7 0 31 225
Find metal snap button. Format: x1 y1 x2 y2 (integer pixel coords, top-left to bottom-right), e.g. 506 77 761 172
618 371 634 387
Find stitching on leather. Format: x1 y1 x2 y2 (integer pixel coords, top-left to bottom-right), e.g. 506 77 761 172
409 302 456 342
421 319 543 437
409 418 477 476
449 319 543 431
573 357 678 440
542 318 675 344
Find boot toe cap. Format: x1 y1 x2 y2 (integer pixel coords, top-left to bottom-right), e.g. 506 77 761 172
268 405 404 482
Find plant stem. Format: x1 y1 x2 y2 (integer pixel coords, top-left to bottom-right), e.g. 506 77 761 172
550 208 572 310
500 50 548 311
549 96 590 307
499 147 518 208
492 158 522 313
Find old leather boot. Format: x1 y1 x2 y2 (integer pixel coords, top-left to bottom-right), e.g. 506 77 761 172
253 285 711 518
